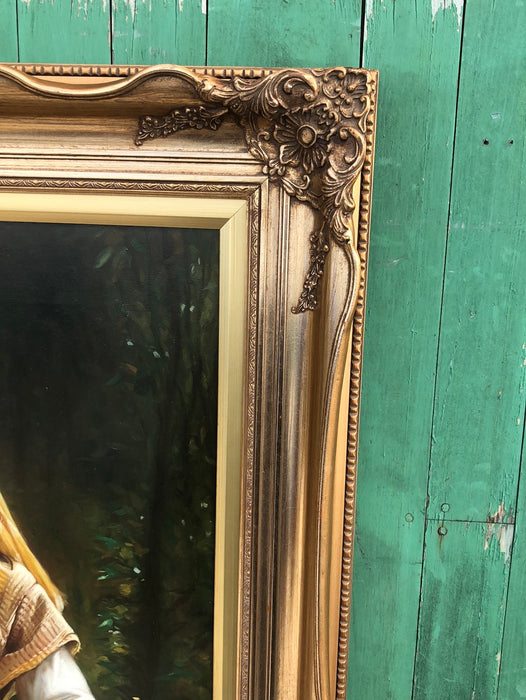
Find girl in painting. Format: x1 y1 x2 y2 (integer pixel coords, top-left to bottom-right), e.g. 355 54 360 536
0 493 95 700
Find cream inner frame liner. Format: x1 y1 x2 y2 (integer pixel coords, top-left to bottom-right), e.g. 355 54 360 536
0 192 248 699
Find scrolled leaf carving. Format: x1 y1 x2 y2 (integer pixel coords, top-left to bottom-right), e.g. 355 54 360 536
291 230 330 314
135 67 376 311
135 105 228 145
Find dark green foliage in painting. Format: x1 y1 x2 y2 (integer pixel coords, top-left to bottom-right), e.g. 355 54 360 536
0 222 219 699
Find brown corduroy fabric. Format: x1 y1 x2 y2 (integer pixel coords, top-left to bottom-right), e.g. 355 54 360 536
0 560 79 697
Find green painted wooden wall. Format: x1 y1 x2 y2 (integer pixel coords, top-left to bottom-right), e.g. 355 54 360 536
1 0 525 697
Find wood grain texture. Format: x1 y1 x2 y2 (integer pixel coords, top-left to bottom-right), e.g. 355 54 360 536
112 0 206 65
16 0 110 64
413 521 512 699
427 0 526 523
499 427 526 699
206 0 362 67
416 2 526 698
0 2 18 62
347 4 463 697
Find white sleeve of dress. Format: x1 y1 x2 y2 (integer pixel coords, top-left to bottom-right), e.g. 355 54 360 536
14 647 95 700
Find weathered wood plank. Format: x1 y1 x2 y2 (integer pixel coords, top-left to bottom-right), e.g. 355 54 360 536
16 0 110 64
0 2 18 62
112 0 206 65
498 427 526 699
413 520 511 698
206 0 362 67
413 3 526 696
347 4 463 698
427 0 526 523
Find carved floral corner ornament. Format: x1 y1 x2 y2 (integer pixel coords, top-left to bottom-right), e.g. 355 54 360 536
135 67 377 313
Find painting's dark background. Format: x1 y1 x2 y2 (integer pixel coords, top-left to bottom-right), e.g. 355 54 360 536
0 221 219 699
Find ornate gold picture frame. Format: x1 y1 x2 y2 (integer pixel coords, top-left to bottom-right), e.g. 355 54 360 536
0 63 377 699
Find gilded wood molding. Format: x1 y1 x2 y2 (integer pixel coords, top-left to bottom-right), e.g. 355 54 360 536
0 63 376 314
0 63 377 699
7 63 275 80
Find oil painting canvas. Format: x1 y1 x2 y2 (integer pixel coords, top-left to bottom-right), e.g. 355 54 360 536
0 221 220 699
